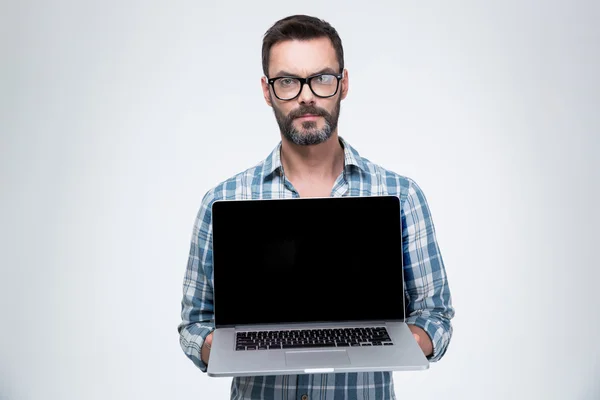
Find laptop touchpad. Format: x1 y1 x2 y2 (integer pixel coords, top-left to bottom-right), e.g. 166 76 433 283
285 350 351 367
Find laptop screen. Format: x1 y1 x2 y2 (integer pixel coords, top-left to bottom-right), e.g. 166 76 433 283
211 195 406 327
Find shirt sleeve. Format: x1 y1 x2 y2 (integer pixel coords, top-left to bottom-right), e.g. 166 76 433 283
401 179 455 362
178 190 217 372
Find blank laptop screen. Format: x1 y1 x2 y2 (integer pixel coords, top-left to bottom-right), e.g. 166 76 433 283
211 196 405 327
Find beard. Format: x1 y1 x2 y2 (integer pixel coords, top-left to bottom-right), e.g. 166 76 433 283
272 97 341 146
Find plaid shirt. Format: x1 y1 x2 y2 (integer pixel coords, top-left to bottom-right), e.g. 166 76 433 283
179 137 454 399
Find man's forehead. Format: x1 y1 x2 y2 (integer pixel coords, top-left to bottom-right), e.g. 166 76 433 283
268 38 339 77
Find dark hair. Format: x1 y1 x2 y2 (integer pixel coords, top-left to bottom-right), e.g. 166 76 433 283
262 15 344 77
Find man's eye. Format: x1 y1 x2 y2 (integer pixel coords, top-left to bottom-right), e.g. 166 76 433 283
280 78 295 86
316 75 334 84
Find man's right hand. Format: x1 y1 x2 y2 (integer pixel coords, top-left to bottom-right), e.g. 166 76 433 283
201 332 214 364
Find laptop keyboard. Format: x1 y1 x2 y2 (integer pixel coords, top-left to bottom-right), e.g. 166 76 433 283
235 326 393 350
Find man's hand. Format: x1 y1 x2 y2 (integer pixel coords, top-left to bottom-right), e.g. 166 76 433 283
408 325 433 357
201 332 214 364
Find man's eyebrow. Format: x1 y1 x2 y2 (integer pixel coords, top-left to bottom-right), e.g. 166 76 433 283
271 70 295 78
271 67 339 78
312 67 338 75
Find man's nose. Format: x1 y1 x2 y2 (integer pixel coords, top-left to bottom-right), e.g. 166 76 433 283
297 82 315 105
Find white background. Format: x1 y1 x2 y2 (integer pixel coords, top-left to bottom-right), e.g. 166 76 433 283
1 1 599 399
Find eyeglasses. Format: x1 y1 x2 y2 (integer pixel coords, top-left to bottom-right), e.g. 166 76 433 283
267 73 343 100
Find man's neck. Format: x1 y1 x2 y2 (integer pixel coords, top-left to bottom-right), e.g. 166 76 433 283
280 133 345 182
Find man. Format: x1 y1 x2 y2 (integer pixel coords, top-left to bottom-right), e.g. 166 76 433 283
179 14 454 399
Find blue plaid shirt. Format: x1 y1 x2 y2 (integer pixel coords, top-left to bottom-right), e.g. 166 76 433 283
179 137 454 399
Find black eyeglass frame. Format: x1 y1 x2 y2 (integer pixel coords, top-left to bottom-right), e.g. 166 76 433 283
267 72 344 100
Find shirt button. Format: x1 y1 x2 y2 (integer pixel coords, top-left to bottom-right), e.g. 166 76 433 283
301 395 308 400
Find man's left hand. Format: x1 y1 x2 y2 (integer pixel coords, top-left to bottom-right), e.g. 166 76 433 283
408 325 433 357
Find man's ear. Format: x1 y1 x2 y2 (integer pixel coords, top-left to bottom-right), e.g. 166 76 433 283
261 77 273 107
340 69 349 100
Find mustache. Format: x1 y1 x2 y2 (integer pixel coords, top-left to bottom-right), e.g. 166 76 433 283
287 106 330 120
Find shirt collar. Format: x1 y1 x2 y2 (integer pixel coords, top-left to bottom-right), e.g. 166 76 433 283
262 136 368 181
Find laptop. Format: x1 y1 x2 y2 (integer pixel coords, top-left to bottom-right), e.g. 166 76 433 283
206 195 429 377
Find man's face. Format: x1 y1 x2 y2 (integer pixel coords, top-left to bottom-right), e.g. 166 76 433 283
262 37 348 146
